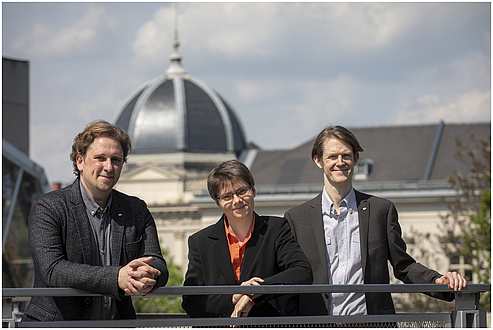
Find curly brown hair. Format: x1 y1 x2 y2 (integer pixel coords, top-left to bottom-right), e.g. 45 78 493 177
70 120 132 177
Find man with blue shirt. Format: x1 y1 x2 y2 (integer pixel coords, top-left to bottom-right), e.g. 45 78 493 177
285 125 466 315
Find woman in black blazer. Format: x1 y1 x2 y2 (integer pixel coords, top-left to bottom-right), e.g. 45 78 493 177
182 160 312 318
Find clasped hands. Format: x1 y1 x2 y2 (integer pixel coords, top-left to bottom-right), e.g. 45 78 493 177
118 256 161 295
231 277 264 318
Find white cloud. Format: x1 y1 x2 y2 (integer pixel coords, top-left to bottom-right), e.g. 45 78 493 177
392 48 491 125
77 93 118 123
132 3 283 62
456 89 491 119
417 94 441 106
182 3 286 57
394 89 491 125
132 3 417 63
235 79 282 102
43 71 76 89
30 122 84 185
242 74 361 148
451 51 490 88
13 6 115 57
320 3 416 49
297 74 359 119
132 7 173 64
132 2 488 68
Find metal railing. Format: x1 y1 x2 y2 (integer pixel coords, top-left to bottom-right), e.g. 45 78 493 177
3 284 490 328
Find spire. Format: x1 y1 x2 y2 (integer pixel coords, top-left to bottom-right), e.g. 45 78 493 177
166 3 186 75
173 2 180 51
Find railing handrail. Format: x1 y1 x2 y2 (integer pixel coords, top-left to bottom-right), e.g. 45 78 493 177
3 283 490 298
3 284 490 328
11 313 458 328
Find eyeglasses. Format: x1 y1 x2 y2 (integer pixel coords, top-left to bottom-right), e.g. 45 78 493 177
217 186 253 203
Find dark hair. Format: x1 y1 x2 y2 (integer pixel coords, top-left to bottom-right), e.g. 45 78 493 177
311 125 363 162
207 160 255 201
70 120 132 177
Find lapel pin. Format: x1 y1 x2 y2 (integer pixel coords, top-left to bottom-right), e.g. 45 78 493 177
362 207 367 211
118 213 123 217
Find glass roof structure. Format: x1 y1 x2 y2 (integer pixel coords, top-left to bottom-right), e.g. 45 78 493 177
3 139 49 288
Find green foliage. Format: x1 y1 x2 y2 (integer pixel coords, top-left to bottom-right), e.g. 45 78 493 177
397 134 491 312
440 134 491 311
133 248 185 314
462 188 491 310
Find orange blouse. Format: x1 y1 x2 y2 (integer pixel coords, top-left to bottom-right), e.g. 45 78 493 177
224 215 256 283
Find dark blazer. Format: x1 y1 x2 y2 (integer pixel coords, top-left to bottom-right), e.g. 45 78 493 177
23 178 169 321
284 190 453 315
182 213 312 317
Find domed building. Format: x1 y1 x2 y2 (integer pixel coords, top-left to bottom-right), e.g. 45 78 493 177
115 41 248 207
115 49 247 157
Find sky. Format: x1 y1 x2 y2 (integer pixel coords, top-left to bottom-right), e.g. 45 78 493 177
2 2 491 185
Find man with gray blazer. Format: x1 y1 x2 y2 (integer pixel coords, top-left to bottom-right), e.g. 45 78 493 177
284 125 466 316
22 120 168 321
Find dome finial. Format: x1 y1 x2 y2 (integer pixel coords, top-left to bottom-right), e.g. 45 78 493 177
167 2 185 75
173 2 180 51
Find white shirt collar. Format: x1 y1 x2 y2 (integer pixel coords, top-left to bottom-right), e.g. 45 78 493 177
322 187 357 215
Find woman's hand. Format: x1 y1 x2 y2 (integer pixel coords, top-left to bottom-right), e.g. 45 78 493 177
232 277 264 305
231 294 254 318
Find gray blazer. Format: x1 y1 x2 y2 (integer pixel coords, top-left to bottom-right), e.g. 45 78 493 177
285 190 452 315
23 178 168 321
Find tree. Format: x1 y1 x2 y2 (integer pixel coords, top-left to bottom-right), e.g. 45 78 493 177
394 134 491 312
132 248 185 314
442 134 490 310
463 188 491 310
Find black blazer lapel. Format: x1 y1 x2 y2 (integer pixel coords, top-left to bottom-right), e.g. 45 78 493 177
110 192 125 266
68 179 93 264
240 213 266 282
309 194 329 280
355 190 370 278
209 217 237 284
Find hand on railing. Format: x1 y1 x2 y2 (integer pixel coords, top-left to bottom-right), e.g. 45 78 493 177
435 271 467 291
118 256 161 295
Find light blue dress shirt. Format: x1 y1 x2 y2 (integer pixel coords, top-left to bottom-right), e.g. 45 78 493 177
322 188 367 315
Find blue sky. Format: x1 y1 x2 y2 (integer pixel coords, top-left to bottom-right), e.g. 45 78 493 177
2 2 491 185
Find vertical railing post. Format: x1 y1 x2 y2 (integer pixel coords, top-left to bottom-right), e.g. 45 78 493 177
2 297 15 328
451 291 487 327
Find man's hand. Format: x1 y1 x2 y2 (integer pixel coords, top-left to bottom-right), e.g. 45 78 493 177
118 256 161 295
232 277 264 305
435 271 467 291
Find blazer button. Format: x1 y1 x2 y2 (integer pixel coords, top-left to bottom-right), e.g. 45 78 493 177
85 298 91 304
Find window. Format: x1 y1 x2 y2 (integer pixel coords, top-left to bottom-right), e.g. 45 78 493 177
353 158 374 181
